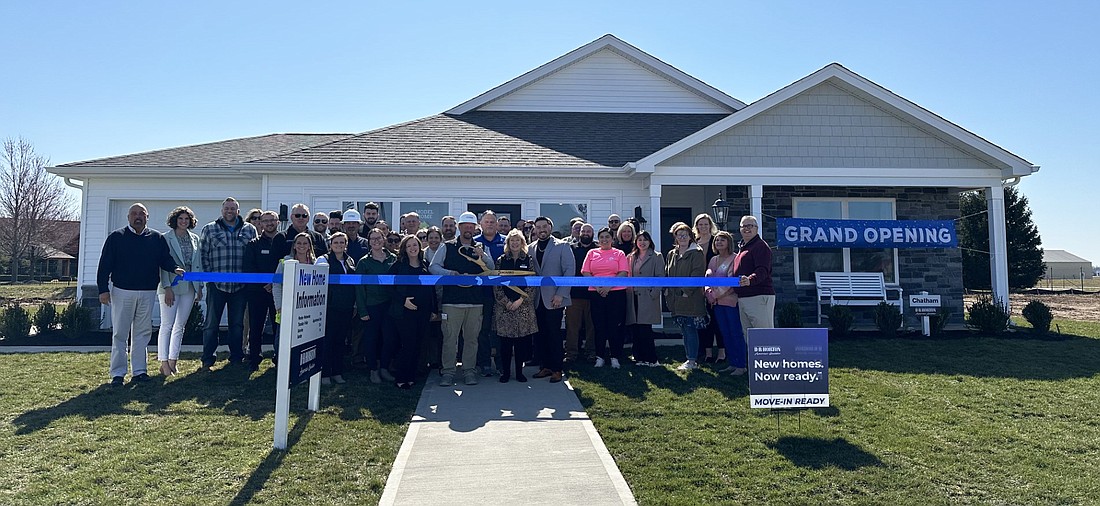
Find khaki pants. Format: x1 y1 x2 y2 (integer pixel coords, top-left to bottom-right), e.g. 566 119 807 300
109 287 156 378
565 298 595 359
441 304 482 375
738 294 775 339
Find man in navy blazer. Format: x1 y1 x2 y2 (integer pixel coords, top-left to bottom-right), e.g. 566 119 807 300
527 216 575 383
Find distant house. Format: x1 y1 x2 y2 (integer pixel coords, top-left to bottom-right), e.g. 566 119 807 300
1042 250 1093 280
48 34 1038 326
0 218 79 280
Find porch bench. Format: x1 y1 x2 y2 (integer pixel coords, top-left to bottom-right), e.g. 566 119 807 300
815 272 904 324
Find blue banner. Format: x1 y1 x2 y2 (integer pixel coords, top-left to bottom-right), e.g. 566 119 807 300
776 218 957 248
747 328 829 409
176 273 739 288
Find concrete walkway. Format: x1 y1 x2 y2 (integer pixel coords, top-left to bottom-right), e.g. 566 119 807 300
380 367 636 505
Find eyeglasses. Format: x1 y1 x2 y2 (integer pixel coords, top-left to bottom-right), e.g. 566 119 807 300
248 215 261 221
387 238 401 244
293 213 309 219
740 224 757 229
609 220 620 225
315 219 328 224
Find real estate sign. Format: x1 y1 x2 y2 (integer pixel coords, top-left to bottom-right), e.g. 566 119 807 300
747 328 829 409
274 260 329 449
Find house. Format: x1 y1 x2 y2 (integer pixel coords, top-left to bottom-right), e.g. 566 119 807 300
48 34 1037 326
1042 250 1093 280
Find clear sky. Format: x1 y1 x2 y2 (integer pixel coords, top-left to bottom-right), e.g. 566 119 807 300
3 1 1097 265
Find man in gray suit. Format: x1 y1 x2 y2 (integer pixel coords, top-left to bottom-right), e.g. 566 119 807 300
528 216 575 383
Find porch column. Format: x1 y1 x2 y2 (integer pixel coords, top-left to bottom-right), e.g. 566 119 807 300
750 184 763 234
986 184 1010 307
649 184 663 253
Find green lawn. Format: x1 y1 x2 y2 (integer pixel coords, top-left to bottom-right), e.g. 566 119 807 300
0 281 77 303
3 322 1100 505
567 319 1100 505
0 356 418 505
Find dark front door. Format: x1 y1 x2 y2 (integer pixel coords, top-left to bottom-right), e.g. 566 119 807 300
467 203 523 224
660 207 694 252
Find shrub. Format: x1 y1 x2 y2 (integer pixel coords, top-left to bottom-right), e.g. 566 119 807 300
60 301 93 340
873 301 904 337
966 294 1010 335
184 302 205 343
776 302 803 328
34 301 58 333
826 305 854 339
930 307 951 337
2 304 33 339
1021 300 1053 335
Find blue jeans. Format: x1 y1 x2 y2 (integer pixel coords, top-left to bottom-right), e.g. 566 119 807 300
675 315 701 362
714 305 746 368
202 284 247 365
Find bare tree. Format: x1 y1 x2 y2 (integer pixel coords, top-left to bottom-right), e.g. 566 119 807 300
0 138 76 280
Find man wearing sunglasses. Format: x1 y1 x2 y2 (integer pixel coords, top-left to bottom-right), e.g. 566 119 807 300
278 203 327 259
312 212 330 237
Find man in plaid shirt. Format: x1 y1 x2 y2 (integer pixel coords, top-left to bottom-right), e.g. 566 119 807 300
199 197 258 369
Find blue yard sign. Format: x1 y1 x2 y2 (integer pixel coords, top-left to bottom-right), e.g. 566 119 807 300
747 328 829 409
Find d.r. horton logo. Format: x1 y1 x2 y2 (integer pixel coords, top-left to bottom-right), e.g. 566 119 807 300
754 346 781 353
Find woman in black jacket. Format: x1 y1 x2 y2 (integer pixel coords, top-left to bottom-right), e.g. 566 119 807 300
317 232 356 385
388 235 436 389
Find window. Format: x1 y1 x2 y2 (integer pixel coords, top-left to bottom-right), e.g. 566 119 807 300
539 203 588 238
793 198 898 284
399 201 449 229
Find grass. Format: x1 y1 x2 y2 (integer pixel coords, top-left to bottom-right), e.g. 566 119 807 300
3 323 1100 504
0 354 418 505
0 281 77 304
567 321 1100 505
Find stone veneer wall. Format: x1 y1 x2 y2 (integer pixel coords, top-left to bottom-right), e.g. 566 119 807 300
723 185 964 327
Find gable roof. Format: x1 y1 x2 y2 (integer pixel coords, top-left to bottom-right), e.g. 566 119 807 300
1044 250 1091 264
636 63 1039 177
446 34 746 115
55 133 351 168
253 111 729 168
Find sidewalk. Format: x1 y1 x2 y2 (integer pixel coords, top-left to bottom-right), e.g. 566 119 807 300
380 367 636 505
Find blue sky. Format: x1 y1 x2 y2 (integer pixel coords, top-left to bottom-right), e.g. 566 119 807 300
3 1 1097 265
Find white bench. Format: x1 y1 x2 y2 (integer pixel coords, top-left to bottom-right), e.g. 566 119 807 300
815 272 904 324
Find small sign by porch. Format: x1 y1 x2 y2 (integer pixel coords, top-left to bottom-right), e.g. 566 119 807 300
909 294 942 315
274 260 329 450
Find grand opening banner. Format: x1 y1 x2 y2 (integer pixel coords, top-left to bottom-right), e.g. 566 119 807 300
776 218 957 249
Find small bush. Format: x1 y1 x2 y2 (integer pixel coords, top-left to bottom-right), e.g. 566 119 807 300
930 307 951 337
1021 300 1053 335
966 294 1010 335
34 301 58 333
60 301 93 340
776 302 803 328
1 304 33 339
873 302 903 337
826 305 854 339
184 302 205 343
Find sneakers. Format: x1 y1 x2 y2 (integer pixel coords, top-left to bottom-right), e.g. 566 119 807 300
464 370 479 386
110 376 124 387
676 360 698 371
379 369 395 382
370 370 382 384
610 358 621 369
332 375 347 384
729 367 747 376
131 373 150 383
439 373 454 386
594 357 605 368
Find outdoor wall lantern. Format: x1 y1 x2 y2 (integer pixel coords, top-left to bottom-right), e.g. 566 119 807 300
632 206 647 231
711 192 729 231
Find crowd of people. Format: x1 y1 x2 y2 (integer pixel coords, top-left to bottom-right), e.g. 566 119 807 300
96 198 775 388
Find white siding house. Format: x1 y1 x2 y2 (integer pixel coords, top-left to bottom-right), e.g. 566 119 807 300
49 34 1038 327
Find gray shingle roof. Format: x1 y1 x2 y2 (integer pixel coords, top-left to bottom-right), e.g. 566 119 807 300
57 133 352 168
1044 250 1091 263
255 112 730 167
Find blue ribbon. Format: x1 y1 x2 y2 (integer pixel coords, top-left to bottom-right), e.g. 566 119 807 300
176 272 739 288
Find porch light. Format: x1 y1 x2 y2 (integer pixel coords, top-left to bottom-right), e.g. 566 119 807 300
633 206 647 231
711 192 729 230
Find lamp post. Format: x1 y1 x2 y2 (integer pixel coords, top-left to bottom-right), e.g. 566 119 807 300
711 192 730 231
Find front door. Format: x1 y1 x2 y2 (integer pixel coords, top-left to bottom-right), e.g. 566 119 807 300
660 206 694 252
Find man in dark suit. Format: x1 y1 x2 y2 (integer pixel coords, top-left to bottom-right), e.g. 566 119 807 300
527 216 575 383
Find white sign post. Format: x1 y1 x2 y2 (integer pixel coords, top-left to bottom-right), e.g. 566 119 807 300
909 292 941 337
274 260 329 450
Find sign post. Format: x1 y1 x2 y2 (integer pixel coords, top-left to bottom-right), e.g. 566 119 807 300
274 260 329 450
908 292 941 337
747 328 829 409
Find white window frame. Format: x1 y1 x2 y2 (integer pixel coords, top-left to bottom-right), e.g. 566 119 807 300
792 197 900 285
